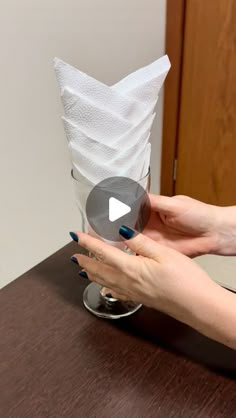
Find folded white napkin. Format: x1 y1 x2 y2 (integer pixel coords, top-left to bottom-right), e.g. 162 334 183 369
54 55 171 184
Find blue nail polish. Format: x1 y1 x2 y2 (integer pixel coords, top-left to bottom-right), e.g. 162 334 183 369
119 225 135 239
69 231 79 242
79 271 88 279
70 256 78 265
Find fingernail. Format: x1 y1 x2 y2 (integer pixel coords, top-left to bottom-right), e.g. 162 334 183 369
119 225 135 239
105 293 113 298
69 232 79 243
70 256 78 265
79 271 88 279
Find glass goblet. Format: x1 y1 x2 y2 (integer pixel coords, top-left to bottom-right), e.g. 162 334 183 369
71 168 150 319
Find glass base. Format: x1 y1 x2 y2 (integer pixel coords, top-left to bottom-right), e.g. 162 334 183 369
83 282 142 319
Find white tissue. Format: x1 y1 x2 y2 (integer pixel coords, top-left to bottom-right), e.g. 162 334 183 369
62 110 155 150
69 136 150 184
64 117 150 164
112 55 171 106
54 55 171 185
62 88 132 141
54 57 149 124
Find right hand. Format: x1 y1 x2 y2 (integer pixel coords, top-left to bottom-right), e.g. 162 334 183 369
144 195 222 257
74 228 236 349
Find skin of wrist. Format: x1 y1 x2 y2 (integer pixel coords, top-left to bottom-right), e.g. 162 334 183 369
150 265 218 332
210 206 236 256
159 276 236 350
191 284 236 349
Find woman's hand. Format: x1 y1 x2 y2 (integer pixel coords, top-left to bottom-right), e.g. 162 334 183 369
71 227 236 349
144 195 236 257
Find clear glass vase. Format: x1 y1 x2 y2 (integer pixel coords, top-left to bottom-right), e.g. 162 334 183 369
71 169 150 319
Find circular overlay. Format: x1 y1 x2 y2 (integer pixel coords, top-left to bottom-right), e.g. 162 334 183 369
86 176 151 242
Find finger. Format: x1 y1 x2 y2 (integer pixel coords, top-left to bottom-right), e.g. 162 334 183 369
100 287 130 302
119 225 166 260
75 254 128 290
109 292 130 302
148 194 180 215
74 231 132 273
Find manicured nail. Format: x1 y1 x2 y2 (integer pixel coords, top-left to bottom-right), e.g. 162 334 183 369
69 232 78 243
105 293 113 298
79 271 88 279
70 256 78 265
119 225 135 239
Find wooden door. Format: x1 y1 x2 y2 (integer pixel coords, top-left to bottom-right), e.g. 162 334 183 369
162 0 236 206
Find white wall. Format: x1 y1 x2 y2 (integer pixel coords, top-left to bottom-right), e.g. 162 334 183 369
0 0 166 288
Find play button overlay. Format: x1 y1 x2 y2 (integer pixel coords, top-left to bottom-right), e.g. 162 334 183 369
109 197 131 222
86 176 151 242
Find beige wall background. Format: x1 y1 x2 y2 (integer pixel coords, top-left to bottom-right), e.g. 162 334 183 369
0 0 167 288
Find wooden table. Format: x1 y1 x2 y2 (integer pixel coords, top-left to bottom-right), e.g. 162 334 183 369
0 243 236 418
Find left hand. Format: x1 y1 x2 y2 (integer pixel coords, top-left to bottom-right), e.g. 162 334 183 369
71 227 221 323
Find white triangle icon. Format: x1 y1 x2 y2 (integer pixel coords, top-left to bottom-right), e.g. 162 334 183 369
109 197 131 222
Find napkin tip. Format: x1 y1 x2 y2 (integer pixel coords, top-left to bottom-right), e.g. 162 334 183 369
163 54 171 69
53 57 61 68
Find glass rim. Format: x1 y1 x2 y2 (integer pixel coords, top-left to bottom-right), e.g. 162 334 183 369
71 167 150 189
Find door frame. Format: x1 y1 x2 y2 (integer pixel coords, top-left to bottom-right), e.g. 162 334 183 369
161 0 186 195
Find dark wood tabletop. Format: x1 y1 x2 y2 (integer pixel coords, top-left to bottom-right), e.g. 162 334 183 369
0 242 236 418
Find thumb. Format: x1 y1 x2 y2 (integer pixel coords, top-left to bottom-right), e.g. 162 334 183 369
149 194 181 215
119 225 164 260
